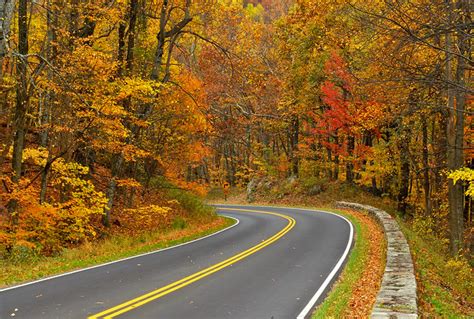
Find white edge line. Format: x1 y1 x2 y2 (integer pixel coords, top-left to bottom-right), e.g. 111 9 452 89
0 214 239 292
214 204 354 319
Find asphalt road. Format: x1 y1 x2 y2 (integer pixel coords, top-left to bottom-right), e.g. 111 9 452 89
1 205 353 319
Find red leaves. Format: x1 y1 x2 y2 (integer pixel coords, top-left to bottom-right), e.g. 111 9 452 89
324 51 354 92
319 53 354 133
307 51 381 168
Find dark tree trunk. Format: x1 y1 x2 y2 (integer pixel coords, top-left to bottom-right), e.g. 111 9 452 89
333 133 339 180
104 154 123 227
11 0 28 184
39 0 58 204
151 0 191 81
326 136 332 179
104 0 140 225
421 116 431 215
289 115 299 177
446 0 468 255
126 0 138 72
398 126 411 216
117 22 126 77
346 135 354 183
151 0 168 80
433 111 447 214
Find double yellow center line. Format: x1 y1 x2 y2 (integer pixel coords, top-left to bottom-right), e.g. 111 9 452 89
88 208 296 319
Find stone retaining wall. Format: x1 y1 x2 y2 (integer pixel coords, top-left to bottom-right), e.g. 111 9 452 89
335 201 418 318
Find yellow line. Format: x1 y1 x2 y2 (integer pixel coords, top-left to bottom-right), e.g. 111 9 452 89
88 208 295 319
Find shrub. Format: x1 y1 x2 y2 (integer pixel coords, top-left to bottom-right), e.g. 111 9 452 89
1 157 107 256
120 205 172 231
172 217 187 230
149 176 215 219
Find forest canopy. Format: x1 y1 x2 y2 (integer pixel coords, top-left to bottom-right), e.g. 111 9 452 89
0 0 472 256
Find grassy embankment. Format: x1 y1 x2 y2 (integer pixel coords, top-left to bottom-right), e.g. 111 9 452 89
209 179 473 317
1 187 235 288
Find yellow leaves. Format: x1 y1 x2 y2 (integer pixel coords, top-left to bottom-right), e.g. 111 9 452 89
1 159 106 255
62 45 116 84
448 168 474 197
122 145 150 162
129 118 150 129
22 147 49 166
93 97 127 117
176 181 209 197
52 158 89 179
116 77 161 102
353 100 387 131
125 205 171 217
116 178 142 189
445 258 473 289
245 3 265 21
92 140 122 153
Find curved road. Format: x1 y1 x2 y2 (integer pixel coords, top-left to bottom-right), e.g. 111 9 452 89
1 205 353 319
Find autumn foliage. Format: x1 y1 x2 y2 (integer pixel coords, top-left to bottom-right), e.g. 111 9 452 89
0 0 472 263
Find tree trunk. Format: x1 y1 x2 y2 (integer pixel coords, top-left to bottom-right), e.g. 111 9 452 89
245 124 251 167
446 0 468 255
39 0 57 204
117 22 126 77
0 0 15 79
421 116 431 215
103 0 140 225
151 0 191 81
39 152 51 204
104 154 123 227
346 135 354 183
433 109 448 214
126 0 138 72
398 126 411 216
151 0 168 80
326 136 332 179
333 133 339 180
104 178 116 228
289 115 299 177
11 0 28 183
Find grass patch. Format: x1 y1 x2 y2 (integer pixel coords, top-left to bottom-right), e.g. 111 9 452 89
206 186 241 202
1 216 235 288
400 224 474 317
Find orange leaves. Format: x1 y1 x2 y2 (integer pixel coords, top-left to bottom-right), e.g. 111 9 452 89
121 145 150 162
344 210 384 317
1 158 107 255
116 178 142 189
188 142 211 163
173 181 209 197
353 100 386 132
60 45 116 85
120 205 173 232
